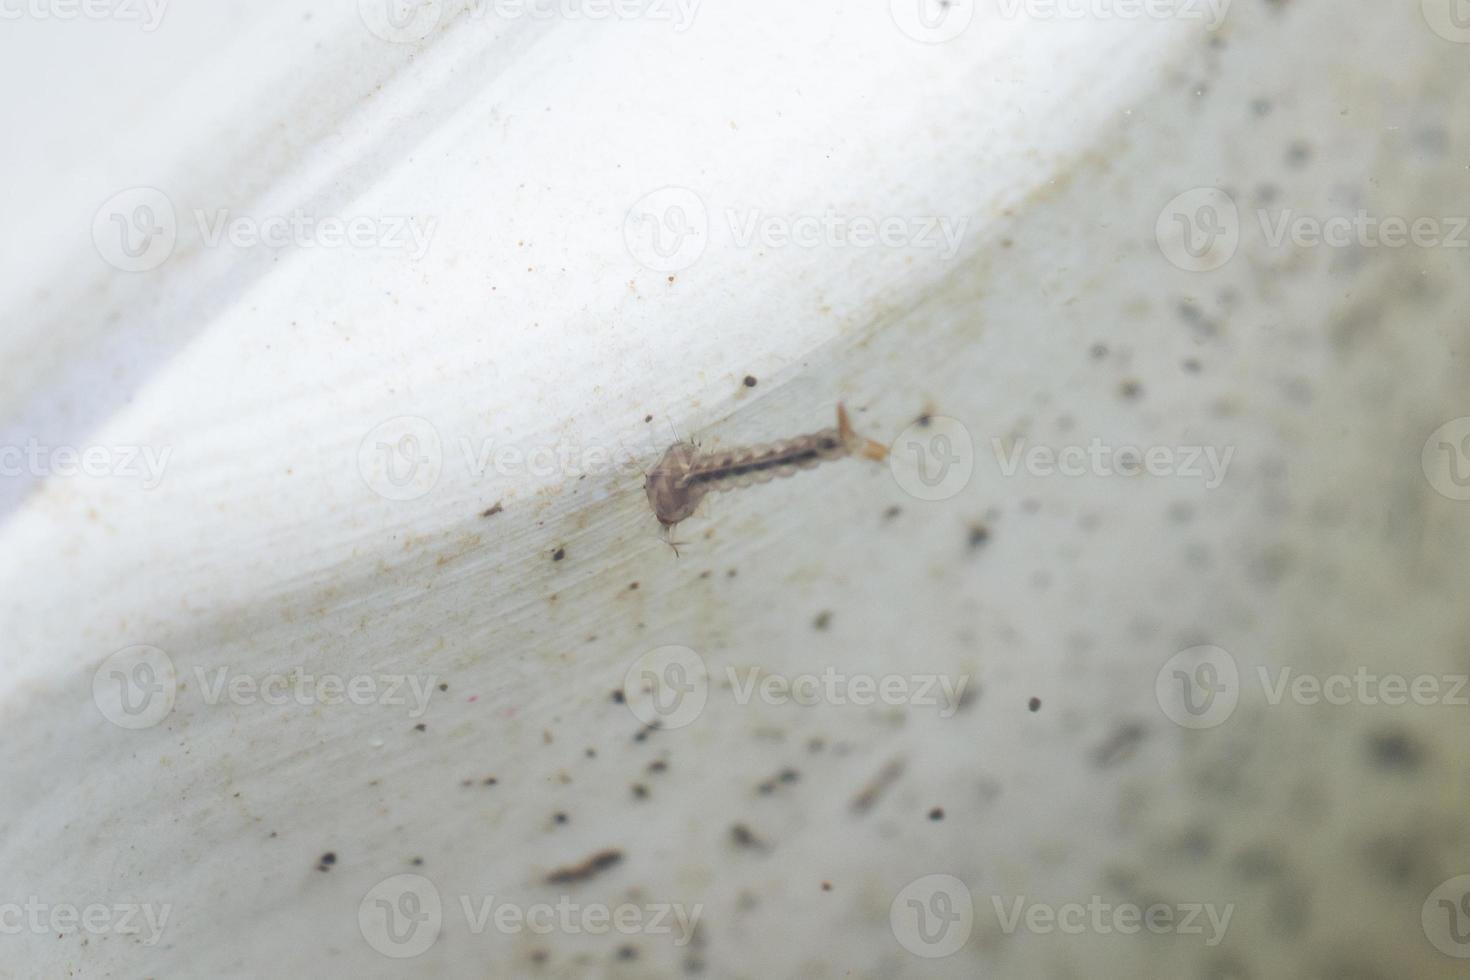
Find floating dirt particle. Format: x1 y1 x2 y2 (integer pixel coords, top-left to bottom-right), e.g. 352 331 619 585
481 502 503 518
743 375 758 387
545 849 624 885
967 524 990 549
850 758 905 815
552 547 566 562
1028 697 1041 712
1091 722 1147 768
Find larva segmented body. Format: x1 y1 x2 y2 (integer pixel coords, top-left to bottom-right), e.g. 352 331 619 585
645 404 887 533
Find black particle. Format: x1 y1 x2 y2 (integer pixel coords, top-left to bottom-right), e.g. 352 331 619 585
1366 729 1425 772
967 524 991 549
552 547 566 561
743 375 757 387
1028 697 1041 712
928 807 945 821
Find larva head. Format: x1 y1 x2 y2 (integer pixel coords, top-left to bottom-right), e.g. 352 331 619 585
645 442 706 526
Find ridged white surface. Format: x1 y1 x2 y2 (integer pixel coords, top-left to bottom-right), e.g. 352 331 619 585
1 1 1467 977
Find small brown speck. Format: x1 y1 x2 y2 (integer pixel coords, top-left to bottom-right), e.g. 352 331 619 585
553 812 568 825
644 414 653 423
410 857 423 866
821 881 833 891
1092 722 1148 768
813 611 832 631
1029 697 1042 712
611 689 626 704
883 505 902 520
928 807 945 821
967 524 991 549
628 581 639 591
1119 379 1143 401
552 547 566 562
743 375 757 388
647 759 668 773
438 682 448 692
413 723 426 732
618 945 639 960
545 849 624 885
731 823 765 849
481 501 503 518
632 783 649 800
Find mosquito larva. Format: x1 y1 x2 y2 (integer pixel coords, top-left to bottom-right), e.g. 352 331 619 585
645 404 888 541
